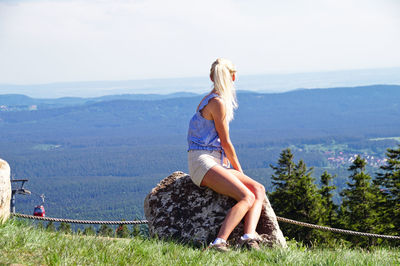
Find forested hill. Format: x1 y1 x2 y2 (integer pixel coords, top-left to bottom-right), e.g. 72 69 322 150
1 84 399 143
233 84 400 142
0 92 197 108
1 84 400 220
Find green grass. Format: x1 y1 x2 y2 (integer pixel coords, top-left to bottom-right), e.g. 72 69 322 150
1 219 399 265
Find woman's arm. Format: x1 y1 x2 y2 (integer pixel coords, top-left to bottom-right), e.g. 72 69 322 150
208 98 243 173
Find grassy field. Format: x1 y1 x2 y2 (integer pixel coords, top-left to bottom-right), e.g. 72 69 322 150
1 219 399 265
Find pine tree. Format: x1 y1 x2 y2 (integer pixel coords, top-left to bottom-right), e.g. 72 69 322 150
317 171 339 245
98 224 114 237
46 221 56 232
138 224 149 238
375 145 400 235
131 224 141 237
83 226 96 236
319 171 337 226
59 222 72 234
339 156 381 245
116 224 130 238
37 222 44 230
269 148 323 244
269 149 296 218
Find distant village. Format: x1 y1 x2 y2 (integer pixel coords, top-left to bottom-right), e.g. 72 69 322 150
324 151 387 168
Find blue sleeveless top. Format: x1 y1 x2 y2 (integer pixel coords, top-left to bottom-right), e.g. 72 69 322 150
187 93 223 152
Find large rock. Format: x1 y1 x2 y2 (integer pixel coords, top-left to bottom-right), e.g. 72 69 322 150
0 159 11 223
144 171 287 247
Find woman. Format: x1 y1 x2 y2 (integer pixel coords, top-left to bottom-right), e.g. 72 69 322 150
187 58 266 251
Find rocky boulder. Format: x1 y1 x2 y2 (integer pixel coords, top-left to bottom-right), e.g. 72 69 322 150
0 159 11 223
144 171 287 247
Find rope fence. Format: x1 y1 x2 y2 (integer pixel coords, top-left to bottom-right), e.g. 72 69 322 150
275 216 400 240
11 213 400 240
11 213 148 225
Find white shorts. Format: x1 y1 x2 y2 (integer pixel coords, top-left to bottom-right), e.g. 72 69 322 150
188 150 222 187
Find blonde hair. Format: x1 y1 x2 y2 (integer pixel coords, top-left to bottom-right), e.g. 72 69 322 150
210 58 238 122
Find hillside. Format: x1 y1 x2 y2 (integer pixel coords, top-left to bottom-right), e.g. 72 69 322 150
1 219 399 265
1 85 400 142
0 92 198 109
1 85 400 219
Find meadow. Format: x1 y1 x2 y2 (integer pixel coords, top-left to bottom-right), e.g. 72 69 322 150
1 219 399 265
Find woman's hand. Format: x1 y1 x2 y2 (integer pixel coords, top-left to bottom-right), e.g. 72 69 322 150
207 97 243 173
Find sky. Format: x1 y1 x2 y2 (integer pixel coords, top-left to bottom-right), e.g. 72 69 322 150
0 0 399 85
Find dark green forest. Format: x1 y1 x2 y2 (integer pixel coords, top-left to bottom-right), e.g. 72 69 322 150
1 85 400 231
269 146 400 246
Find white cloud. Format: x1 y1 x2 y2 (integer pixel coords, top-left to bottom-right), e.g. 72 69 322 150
0 0 399 84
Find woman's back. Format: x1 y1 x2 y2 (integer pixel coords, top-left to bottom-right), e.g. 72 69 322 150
187 93 222 152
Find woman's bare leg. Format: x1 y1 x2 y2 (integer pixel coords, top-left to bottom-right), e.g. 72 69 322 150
201 165 255 240
228 169 266 235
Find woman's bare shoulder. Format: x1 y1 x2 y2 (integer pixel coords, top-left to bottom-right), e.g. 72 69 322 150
208 97 225 114
209 96 224 106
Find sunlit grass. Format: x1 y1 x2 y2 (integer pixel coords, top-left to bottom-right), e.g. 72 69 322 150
1 219 399 265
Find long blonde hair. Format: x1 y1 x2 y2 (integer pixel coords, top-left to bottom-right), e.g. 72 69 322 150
210 58 238 122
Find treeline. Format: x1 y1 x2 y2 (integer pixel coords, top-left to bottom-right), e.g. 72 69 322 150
269 145 400 247
8 136 399 223
13 174 155 221
38 221 148 239
5 136 396 179
2 85 400 145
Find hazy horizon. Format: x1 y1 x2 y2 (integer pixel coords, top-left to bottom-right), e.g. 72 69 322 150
1 67 400 98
